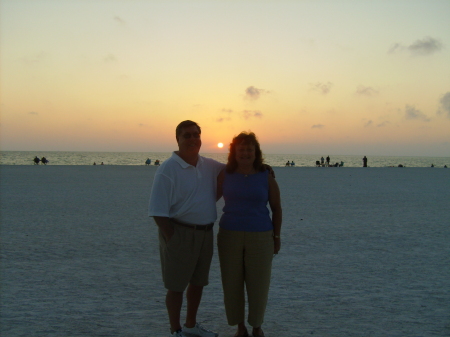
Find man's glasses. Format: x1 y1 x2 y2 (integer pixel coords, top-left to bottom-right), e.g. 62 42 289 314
182 132 201 139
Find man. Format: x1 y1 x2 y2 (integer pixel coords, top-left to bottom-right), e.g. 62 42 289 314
149 120 224 337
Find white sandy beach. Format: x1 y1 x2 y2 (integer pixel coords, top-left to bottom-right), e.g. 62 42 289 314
1 165 449 337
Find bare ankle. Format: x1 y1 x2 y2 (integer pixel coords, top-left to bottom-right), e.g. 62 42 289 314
184 321 196 329
252 326 264 336
237 322 247 332
234 322 248 336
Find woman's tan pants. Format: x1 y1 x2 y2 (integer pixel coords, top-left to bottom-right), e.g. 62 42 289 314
217 227 274 328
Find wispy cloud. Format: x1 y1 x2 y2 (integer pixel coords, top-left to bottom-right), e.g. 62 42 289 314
389 36 443 56
408 37 443 55
104 54 117 62
244 86 269 100
217 109 233 122
364 120 373 127
114 16 126 25
28 111 39 115
242 110 263 119
20 52 47 65
217 108 263 121
310 82 333 95
356 85 378 96
377 121 390 127
405 105 430 121
311 124 325 129
437 92 450 118
364 118 391 127
388 44 401 54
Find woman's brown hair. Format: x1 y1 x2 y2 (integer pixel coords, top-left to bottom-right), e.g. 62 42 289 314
226 131 265 173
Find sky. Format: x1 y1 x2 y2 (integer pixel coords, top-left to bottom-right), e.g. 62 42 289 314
1 0 450 156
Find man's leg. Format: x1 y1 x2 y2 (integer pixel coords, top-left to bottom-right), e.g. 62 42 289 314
185 283 203 328
166 289 184 333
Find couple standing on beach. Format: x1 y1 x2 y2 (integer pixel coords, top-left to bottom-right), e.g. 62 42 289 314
148 120 283 337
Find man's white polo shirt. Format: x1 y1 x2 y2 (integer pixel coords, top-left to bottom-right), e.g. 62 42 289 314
148 152 225 225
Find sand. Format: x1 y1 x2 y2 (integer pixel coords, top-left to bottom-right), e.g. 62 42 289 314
1 165 449 337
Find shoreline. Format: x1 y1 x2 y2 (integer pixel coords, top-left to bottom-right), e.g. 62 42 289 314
2 151 448 168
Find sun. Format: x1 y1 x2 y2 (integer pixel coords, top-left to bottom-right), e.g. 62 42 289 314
217 142 224 148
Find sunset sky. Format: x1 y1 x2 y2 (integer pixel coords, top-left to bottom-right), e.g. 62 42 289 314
1 0 449 156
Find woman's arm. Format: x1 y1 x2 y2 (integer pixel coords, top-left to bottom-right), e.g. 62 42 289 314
268 174 282 254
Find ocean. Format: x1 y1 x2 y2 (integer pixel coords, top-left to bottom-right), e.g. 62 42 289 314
1 151 448 168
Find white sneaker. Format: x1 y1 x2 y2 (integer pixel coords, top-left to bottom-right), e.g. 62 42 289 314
171 330 188 337
183 323 219 337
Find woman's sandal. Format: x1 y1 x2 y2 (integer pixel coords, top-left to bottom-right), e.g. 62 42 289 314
252 328 265 337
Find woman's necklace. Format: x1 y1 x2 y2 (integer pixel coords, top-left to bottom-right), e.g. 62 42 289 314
237 167 255 177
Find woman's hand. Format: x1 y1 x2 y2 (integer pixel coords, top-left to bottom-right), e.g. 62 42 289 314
274 237 281 254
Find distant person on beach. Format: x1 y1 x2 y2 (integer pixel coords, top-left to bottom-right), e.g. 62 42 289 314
145 158 151 165
431 164 434 167
285 161 290 166
41 157 48 165
363 156 368 167
216 131 282 337
291 160 295 166
33 156 40 165
148 120 223 337
321 156 324 165
93 162 96 165
154 159 160 166
326 156 330 166
339 161 344 167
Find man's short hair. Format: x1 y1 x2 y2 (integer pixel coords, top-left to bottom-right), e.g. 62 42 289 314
176 120 201 140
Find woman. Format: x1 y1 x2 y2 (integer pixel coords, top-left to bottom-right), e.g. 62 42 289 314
217 132 282 337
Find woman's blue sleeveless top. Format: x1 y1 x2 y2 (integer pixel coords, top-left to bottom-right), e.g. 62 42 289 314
219 170 273 232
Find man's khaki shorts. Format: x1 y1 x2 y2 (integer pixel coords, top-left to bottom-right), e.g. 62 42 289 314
159 223 214 292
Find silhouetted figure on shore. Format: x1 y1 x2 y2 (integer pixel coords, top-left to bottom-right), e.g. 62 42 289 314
339 161 344 167
41 157 48 165
321 156 324 165
291 161 295 166
145 158 151 165
431 164 434 168
285 161 290 166
326 156 330 166
33 156 40 165
363 156 368 167
154 159 160 166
